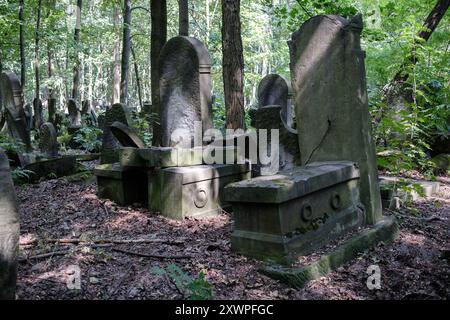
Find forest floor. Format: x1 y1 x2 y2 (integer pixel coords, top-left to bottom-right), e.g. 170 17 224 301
15 166 449 300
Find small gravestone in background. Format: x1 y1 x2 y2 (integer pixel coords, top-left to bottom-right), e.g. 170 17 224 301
33 98 44 130
39 122 59 158
23 103 33 132
47 98 57 126
257 74 294 127
249 74 299 174
81 100 98 126
0 148 20 300
0 72 32 152
67 98 82 134
159 36 213 147
100 103 132 164
289 14 382 224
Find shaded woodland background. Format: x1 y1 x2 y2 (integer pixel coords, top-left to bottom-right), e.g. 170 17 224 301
0 0 448 176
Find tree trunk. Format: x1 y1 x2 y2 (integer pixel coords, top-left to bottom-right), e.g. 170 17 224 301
221 0 245 129
178 0 189 36
120 0 131 105
131 42 143 111
151 0 167 146
72 0 82 101
112 7 121 104
35 0 42 102
19 0 26 89
47 1 56 100
383 0 449 102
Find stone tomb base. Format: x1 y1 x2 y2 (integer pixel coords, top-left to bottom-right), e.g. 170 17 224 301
94 163 148 206
224 161 368 264
259 217 398 288
24 156 77 182
149 164 250 220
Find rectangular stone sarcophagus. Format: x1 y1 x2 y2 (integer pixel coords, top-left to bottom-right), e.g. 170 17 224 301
149 164 250 220
224 161 365 264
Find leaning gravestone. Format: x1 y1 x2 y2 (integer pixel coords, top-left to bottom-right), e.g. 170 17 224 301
33 98 44 130
0 148 20 300
0 72 32 152
67 98 82 134
39 122 59 158
257 74 294 127
100 103 132 164
159 36 213 147
289 14 382 224
110 121 145 149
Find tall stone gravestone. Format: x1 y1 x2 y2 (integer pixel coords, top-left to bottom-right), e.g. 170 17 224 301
0 149 20 300
0 72 32 152
289 15 382 224
257 74 294 127
100 103 132 164
67 98 82 134
159 36 213 147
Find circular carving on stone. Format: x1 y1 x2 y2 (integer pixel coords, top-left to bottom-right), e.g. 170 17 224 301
194 189 208 208
330 192 342 210
300 203 313 222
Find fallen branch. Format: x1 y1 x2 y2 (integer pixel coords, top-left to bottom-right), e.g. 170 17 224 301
111 248 192 260
20 238 184 246
19 250 70 262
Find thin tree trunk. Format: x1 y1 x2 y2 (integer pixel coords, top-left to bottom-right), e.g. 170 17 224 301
112 7 121 104
120 0 132 105
383 0 449 101
131 43 143 111
35 0 42 102
178 0 189 36
151 0 167 146
221 0 245 129
47 0 56 100
72 0 82 101
19 0 26 89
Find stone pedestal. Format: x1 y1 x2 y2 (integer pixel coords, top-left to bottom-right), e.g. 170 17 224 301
94 163 148 206
224 161 365 264
149 164 250 220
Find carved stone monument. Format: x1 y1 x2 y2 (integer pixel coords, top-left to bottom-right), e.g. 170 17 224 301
289 15 382 224
39 122 59 158
159 36 213 147
0 72 32 151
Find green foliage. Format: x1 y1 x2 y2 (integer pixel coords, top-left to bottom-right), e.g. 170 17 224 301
131 112 152 147
11 167 35 185
72 126 102 152
152 264 214 300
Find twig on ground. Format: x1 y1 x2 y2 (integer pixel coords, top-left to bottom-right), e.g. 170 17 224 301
20 238 184 246
111 247 192 260
19 250 70 262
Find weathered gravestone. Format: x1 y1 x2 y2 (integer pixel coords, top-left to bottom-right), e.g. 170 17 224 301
67 98 82 134
110 121 145 149
223 15 397 285
289 14 382 224
33 98 44 130
100 103 132 164
23 103 33 132
249 74 299 174
0 148 20 300
39 122 59 158
257 74 294 127
47 98 57 126
0 72 32 152
159 36 213 147
81 100 98 126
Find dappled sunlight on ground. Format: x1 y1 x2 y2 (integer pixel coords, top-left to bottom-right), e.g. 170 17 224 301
15 172 450 300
